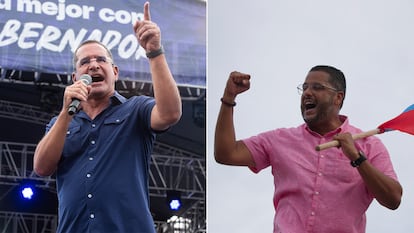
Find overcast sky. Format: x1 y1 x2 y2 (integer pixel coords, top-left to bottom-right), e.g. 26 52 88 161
207 1 414 232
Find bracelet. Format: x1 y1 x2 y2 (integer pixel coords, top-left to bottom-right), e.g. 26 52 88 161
146 45 164 59
220 98 236 107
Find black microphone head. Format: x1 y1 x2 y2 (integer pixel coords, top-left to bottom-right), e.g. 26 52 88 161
79 74 92 85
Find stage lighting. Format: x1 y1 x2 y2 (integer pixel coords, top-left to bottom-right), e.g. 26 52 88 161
20 186 34 200
169 199 181 210
166 190 182 211
162 216 192 233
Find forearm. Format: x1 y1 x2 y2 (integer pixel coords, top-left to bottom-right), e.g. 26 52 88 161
215 103 235 160
214 71 253 166
358 161 402 210
149 55 182 125
34 111 71 176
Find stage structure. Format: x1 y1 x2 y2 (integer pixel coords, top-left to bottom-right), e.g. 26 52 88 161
0 141 205 233
0 0 206 232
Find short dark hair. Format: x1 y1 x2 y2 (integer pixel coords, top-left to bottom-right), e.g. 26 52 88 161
73 40 115 70
310 65 346 108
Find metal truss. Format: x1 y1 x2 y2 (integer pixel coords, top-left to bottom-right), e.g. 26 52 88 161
0 68 206 101
116 79 205 101
0 100 55 126
151 142 205 198
0 211 57 233
0 140 205 232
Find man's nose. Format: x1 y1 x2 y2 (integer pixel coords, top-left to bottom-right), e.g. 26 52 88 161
88 59 100 70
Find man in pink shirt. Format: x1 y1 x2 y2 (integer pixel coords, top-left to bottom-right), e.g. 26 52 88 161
214 65 402 233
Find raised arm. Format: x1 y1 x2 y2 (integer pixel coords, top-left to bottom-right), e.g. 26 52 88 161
214 71 255 167
133 2 182 131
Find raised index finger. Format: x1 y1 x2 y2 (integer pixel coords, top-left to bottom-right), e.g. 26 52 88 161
144 1 151 21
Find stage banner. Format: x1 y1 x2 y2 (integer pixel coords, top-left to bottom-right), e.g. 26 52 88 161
0 0 206 86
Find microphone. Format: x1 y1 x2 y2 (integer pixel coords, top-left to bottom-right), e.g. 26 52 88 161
68 74 92 115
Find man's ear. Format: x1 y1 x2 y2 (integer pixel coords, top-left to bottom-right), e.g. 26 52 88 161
71 72 77 83
113 65 119 82
336 91 344 107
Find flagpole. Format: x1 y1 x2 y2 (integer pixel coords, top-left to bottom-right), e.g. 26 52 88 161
315 129 382 151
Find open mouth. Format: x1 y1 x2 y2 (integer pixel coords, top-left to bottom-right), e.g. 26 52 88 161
92 76 104 83
304 103 316 110
303 99 317 114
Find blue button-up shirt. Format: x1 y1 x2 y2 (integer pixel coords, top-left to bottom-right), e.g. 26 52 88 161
46 92 157 233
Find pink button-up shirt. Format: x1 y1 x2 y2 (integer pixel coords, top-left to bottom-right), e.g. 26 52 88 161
243 116 398 233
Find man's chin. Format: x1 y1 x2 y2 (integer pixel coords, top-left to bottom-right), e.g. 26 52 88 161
91 81 104 86
303 114 319 125
302 112 314 122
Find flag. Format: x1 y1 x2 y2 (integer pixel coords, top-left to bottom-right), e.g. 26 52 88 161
377 104 414 135
316 104 414 151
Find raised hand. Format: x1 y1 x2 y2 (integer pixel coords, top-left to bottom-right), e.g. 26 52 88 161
133 2 161 52
224 71 251 99
64 79 90 113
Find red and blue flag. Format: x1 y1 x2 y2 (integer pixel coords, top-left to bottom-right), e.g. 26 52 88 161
316 104 414 151
378 104 414 135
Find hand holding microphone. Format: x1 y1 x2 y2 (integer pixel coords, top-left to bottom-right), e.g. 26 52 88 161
68 74 92 115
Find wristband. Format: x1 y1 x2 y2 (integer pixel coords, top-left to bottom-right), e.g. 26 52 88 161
146 45 164 59
350 151 367 167
220 98 236 107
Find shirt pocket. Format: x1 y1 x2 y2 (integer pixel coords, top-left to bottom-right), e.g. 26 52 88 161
62 125 81 158
102 113 130 136
327 155 360 183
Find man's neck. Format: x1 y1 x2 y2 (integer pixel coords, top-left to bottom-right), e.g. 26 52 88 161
307 116 343 136
82 92 114 120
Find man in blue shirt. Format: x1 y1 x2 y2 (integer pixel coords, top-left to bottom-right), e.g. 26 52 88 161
33 2 182 233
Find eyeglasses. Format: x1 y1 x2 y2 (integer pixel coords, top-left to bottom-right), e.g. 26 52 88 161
78 56 112 68
297 83 339 95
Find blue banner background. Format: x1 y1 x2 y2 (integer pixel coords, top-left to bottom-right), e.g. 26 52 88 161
0 0 206 86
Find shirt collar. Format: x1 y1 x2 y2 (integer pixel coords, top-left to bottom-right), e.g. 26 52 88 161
75 91 126 120
110 91 126 106
304 115 349 137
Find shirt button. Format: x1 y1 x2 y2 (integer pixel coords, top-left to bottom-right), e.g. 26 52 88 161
86 173 91 178
311 211 315 216
318 172 323 176
88 194 93 198
315 191 319 195
116 119 120 123
90 213 95 219
92 124 96 128
89 157 94 161
91 140 96 145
